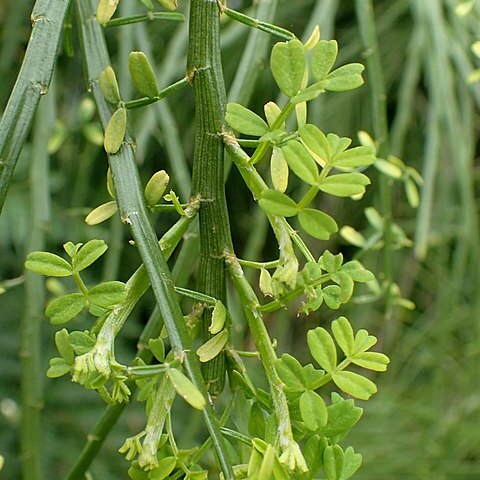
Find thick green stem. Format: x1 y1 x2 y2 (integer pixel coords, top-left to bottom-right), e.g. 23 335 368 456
0 0 71 214
187 0 234 398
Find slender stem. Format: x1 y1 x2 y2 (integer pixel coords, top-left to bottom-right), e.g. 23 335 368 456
187 0 235 398
20 81 54 480
105 12 184 27
0 0 71 214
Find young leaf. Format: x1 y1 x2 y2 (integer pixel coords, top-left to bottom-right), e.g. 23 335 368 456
282 140 319 185
248 402 266 438
46 293 86 325
351 352 390 372
311 40 338 81
264 101 284 128
208 300 227 335
73 239 108 272
319 173 370 197
259 268 274 297
323 444 344 480
270 146 289 193
299 390 328 430
196 329 228 363
226 103 269 136
341 261 374 282
88 281 126 308
98 66 121 104
298 208 338 240
148 338 165 362
85 201 118 225
302 363 325 390
68 331 95 355
128 51 159 98
323 285 342 309
319 250 339 273
332 146 376 169
259 189 299 217
307 327 337 373
104 108 127 154
332 371 377 400
354 329 377 353
96 0 119 25
299 124 331 165
304 25 320 51
275 354 306 392
331 317 355 357
47 357 71 378
270 39 306 97
324 64 364 92
341 447 362 480
332 271 354 303
166 368 206 410
323 394 363 443
25 252 72 277
55 328 74 364
145 170 169 208
327 133 352 157
63 242 82 259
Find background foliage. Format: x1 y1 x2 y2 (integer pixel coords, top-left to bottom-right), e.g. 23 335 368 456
1 0 480 478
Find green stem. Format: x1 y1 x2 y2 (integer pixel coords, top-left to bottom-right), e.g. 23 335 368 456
20 79 54 480
105 12 184 27
74 2 234 479
0 0 71 214
187 0 234 398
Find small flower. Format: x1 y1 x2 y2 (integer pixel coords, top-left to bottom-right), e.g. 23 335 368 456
119 431 146 461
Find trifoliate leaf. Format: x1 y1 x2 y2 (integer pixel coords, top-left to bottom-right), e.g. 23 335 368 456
259 189 299 217
73 239 108 272
85 201 118 225
128 51 159 98
270 39 306 97
319 173 370 197
46 293 86 325
226 103 269 136
298 208 338 240
282 140 319 185
196 329 228 363
299 390 328 430
166 368 206 410
307 327 337 373
104 108 127 154
311 40 338 81
332 371 377 400
324 63 364 92
25 252 72 277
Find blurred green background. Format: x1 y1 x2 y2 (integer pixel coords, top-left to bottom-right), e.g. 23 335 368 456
1 0 480 478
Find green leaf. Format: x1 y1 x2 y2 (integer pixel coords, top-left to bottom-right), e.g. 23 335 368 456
248 401 266 438
332 317 355 357
291 82 325 104
332 146 376 169
323 285 342 309
323 444 344 480
351 352 390 372
47 357 71 378
128 51 158 98
324 64 364 92
259 189 299 217
275 354 306 392
25 252 72 277
340 447 362 480
264 101 283 128
98 66 121 104
73 239 108 272
96 0 119 25
85 201 118 225
302 363 325 390
270 39 306 97
354 329 377 353
323 394 363 443
157 0 178 11
299 124 330 165
63 242 82 258
167 368 206 410
209 300 227 334
226 103 269 136
332 271 354 303
319 173 370 197
196 329 228 363
68 331 95 355
282 140 319 185
148 338 165 362
270 146 289 193
304 435 327 478
332 371 377 400
258 444 275 480
298 209 338 240
88 281 126 308
328 133 352 157
319 250 340 273
55 328 74 364
149 456 177 480
299 390 328 430
307 327 337 373
104 108 127 154
311 40 338 81
145 170 169 208
341 261 374 282
46 293 86 325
